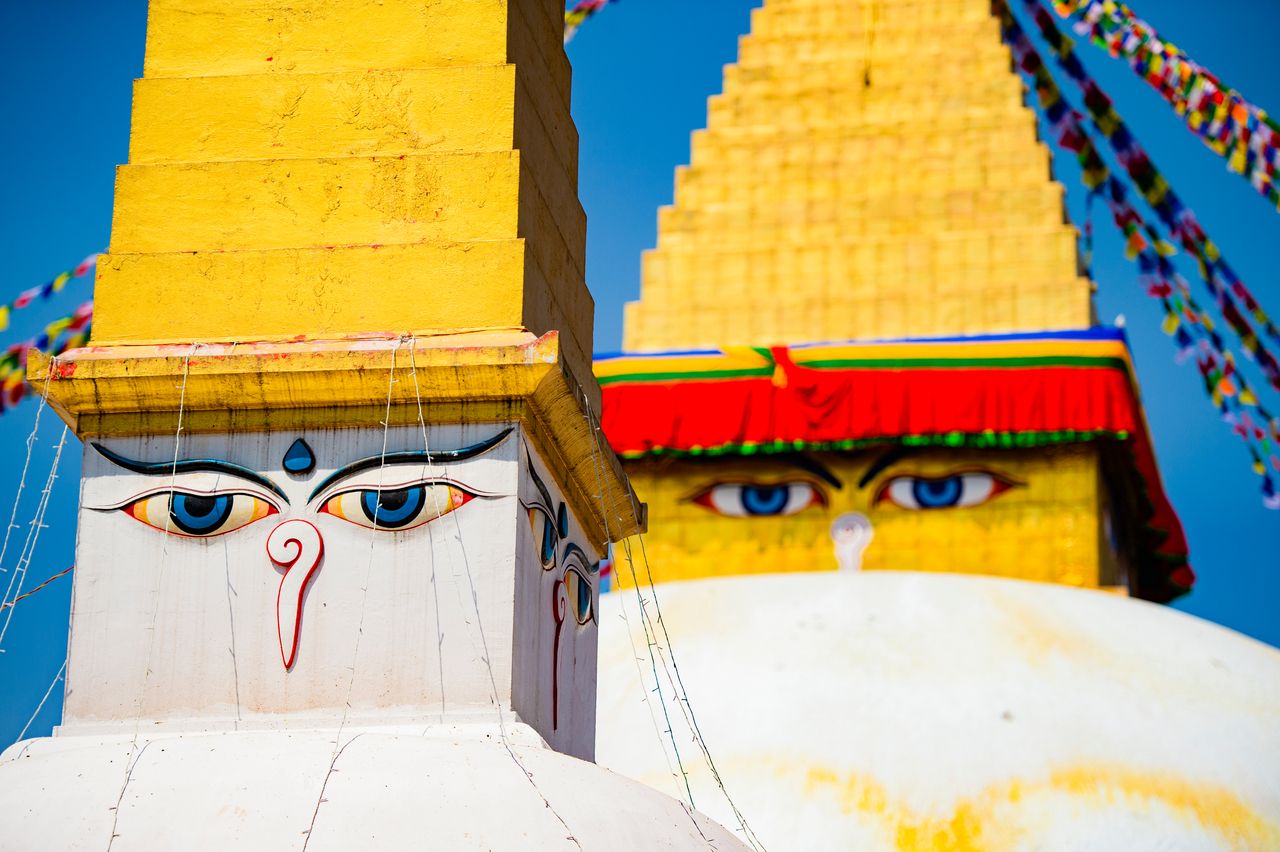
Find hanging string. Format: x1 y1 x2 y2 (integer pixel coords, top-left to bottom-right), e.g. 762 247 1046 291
303 338 402 851
0 565 72 612
576 395 709 843
0 425 68 651
418 343 584 848
16 656 66 743
0 357 54 586
579 389 768 851
107 343 197 851
407 340 447 725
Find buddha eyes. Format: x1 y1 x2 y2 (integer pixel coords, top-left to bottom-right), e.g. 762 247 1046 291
688 470 1017 517
560 566 594 626
320 482 475 530
124 490 277 537
690 482 826 517
875 472 1015 510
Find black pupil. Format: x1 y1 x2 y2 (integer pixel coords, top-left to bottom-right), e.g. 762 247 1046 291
177 494 218 519
378 489 410 512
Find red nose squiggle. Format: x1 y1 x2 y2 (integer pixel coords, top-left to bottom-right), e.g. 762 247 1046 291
267 519 324 670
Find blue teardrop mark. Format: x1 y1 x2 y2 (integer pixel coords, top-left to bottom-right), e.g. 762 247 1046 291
283 438 316 475
557 503 569 538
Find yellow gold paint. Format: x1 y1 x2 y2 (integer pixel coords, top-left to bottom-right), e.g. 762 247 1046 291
622 0 1092 351
94 0 593 390
599 0 1147 596
28 333 641 550
788 760 1280 851
614 446 1115 589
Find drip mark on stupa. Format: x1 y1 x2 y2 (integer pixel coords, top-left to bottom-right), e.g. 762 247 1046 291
283 438 316 475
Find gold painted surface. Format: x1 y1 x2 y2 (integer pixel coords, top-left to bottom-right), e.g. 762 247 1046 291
27 333 640 548
790 761 1280 851
614 446 1109 589
99 0 587 385
623 0 1093 350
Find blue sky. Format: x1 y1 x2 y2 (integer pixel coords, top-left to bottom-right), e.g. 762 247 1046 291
0 1 1276 746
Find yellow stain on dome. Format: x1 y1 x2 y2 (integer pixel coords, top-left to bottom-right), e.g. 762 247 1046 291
796 763 1280 851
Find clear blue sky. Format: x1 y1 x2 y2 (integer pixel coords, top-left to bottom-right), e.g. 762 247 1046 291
0 1 1276 746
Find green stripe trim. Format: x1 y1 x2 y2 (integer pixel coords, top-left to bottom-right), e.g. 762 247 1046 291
596 355 1130 385
616 430 1132 460
597 367 773 386
795 355 1130 370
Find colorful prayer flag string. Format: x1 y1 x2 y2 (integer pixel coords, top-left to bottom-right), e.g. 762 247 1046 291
999 2 1280 508
1051 0 1280 212
564 0 617 44
1020 1 1280 386
0 253 99 333
0 301 93 416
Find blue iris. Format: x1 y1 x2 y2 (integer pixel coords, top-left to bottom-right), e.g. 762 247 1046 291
541 515 557 568
169 493 232 535
740 484 789 516
912 476 963 509
361 486 425 528
574 571 592 623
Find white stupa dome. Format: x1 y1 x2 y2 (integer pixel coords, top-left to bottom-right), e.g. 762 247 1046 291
596 571 1280 850
0 722 747 850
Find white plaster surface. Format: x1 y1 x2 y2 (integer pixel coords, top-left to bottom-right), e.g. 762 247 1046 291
0 722 746 850
65 424 599 758
595 571 1280 850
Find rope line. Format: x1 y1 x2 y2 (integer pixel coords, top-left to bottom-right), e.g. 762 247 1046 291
302 338 402 852
17 656 66 742
424 351 582 850
408 340 447 724
0 358 53 581
107 343 196 851
0 564 72 611
580 389 768 851
575 389 712 845
0 424 68 651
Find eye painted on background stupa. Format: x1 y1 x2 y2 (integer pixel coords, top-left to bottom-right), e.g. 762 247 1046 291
121 489 278 538
282 438 316 475
874 471 1019 510
687 481 827 517
319 480 477 531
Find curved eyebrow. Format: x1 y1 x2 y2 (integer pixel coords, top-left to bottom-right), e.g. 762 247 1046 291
91 443 289 502
308 427 514 501
858 447 915 490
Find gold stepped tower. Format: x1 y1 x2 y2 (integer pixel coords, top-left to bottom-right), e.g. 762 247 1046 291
94 0 598 402
623 0 1092 351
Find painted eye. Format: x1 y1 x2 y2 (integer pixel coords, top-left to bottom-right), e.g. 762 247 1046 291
124 491 277 537
321 482 474 530
691 482 825 517
876 472 1014 510
525 505 558 569
562 567 594 626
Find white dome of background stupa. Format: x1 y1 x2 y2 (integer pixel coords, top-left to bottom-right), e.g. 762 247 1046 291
596 572 1280 850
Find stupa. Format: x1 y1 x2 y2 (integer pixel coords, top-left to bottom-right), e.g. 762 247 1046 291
594 0 1190 602
0 1 745 848
592 0 1280 848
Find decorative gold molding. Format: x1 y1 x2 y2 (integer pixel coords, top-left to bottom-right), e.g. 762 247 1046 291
28 331 644 548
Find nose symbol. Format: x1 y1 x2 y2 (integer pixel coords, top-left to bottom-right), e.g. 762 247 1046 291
266 519 324 670
830 512 873 572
